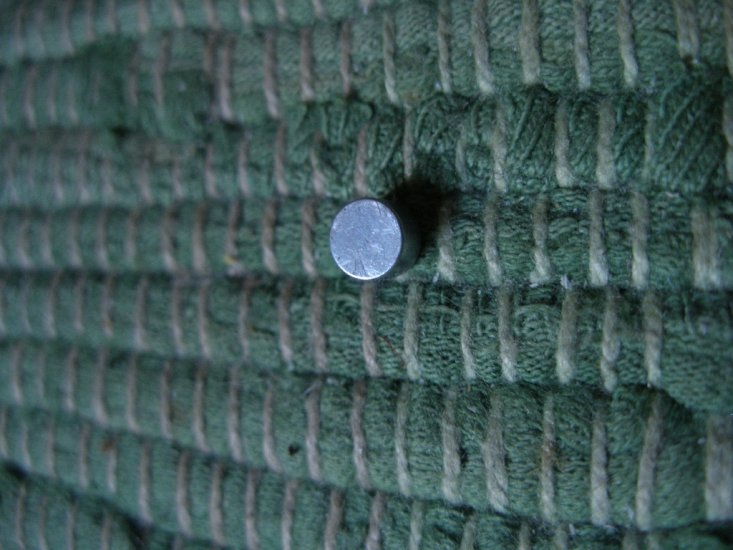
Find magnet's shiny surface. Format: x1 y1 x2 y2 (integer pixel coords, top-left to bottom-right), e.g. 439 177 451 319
330 199 418 280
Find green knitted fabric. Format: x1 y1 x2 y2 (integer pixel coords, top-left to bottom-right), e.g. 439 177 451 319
1 1 732 549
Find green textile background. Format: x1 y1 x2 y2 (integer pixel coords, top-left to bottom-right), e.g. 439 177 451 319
0 0 732 549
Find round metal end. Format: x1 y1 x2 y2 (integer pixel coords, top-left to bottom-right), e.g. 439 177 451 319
329 198 419 281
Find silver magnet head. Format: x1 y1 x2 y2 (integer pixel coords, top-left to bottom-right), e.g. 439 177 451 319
330 198 419 281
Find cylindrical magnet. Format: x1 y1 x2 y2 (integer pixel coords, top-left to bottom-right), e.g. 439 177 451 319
329 198 420 281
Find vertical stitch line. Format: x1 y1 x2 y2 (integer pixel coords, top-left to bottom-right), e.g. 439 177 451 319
262 199 279 274
599 288 620 392
197 283 211 359
216 37 234 120
245 470 261 550
441 389 461 503
597 99 617 189
280 479 299 550
460 290 477 380
519 0 541 85
301 198 318 278
176 451 192 536
239 279 254 361
10 343 23 405
724 97 733 182
93 349 109 426
64 347 78 413
630 191 649 289
15 484 26 550
278 280 294 366
170 0 184 27
635 395 664 531
238 137 252 197
408 501 424 550
106 435 117 495
402 111 415 179
556 288 579 384
437 0 453 93
305 379 322 481
310 278 327 372
354 125 370 196
437 202 457 282
153 34 170 110
204 143 219 199
617 0 639 87
96 209 110 270
263 30 281 119
642 292 663 387
404 283 422 380
498 287 518 382
323 490 344 550
482 393 509 512
383 12 399 105
691 204 722 290
591 407 611 525
340 21 353 96
210 463 226 545
705 414 733 520
573 0 591 90
484 197 503 285
274 123 288 195
139 441 152 523
125 355 140 432
134 276 148 351
161 206 177 273
24 66 38 128
589 189 609 286
554 101 573 187
672 0 700 61
395 381 411 496
171 279 185 356
310 135 326 196
351 379 371 489
160 360 173 439
459 513 478 550
472 0 494 94
193 362 210 452
365 493 386 550
540 395 557 522
263 380 282 472
227 365 243 461
360 283 381 377
530 196 552 283
300 28 315 102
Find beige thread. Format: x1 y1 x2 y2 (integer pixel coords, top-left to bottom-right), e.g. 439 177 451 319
591 408 611 526
459 513 477 550
395 381 411 495
245 471 261 550
324 490 344 550
402 111 415 179
134 276 149 351
62 0 74 53
262 199 279 274
471 0 494 94
193 362 210 452
360 283 381 377
204 0 220 29
138 441 152 523
175 451 193 536
68 208 82 268
382 12 399 105
596 99 617 189
406 501 424 550
312 0 325 18
588 189 609 286
617 0 638 87
517 521 532 550
278 280 294 365
482 393 509 512
455 123 469 184
441 389 461 503
310 278 327 372
460 290 477 380
239 0 253 25
239 279 254 361
66 502 78 550
641 103 655 181
404 283 422 380
125 355 140 432
280 479 299 550
96 210 110 270
354 125 370 196
556 288 579 384
365 492 385 550
530 196 552 284
642 291 662 387
305 379 323 481
125 208 141 268
153 34 170 110
138 0 150 33
635 395 663 531
204 143 219 199
300 28 316 102
209 463 226 545
13 4 26 59
672 0 699 61
197 283 212 359
50 144 63 202
0 407 7 457
599 288 620 392
226 365 243 460
93 349 109 426
15 484 26 550
160 360 173 439
36 348 47 402
263 381 283 472
725 97 733 182
38 494 49 550
102 156 115 202
274 122 288 195
691 204 722 289
73 274 86 334
20 414 31 470
263 30 281 118
64 347 78 413
238 137 252 197
554 100 573 187
214 37 235 122
127 45 140 108
630 191 649 289
340 21 353 95
437 0 453 93
161 206 177 272
351 379 371 489
0 72 8 125
45 272 61 338
301 199 318 278
519 0 541 85
225 200 244 276
10 344 23 405
310 134 326 196
437 202 457 282
170 0 185 27
484 197 503 285
705 414 733 520
540 395 557 522
20 279 31 334
17 214 32 270
170 279 185 356
573 0 591 89
24 66 38 128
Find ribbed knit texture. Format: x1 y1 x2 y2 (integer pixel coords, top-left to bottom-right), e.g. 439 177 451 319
0 1 732 548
